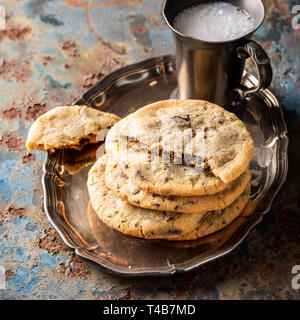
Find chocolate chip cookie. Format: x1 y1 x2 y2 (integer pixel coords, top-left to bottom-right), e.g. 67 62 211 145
26 105 121 152
105 156 251 213
87 155 250 240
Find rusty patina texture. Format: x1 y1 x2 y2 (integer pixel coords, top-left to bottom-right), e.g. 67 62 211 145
0 0 299 300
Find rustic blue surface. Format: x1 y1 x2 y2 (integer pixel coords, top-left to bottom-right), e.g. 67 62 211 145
0 0 299 300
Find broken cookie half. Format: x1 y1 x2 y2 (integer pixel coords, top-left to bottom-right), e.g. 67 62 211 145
26 105 121 153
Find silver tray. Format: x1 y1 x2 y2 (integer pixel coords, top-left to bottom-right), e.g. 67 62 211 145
42 55 288 276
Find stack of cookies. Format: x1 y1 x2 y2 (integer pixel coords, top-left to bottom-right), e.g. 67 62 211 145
87 100 254 241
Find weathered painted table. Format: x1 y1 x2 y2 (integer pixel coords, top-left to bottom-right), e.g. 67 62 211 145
0 0 299 300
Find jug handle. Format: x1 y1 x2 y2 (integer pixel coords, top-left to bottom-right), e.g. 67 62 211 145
233 40 273 101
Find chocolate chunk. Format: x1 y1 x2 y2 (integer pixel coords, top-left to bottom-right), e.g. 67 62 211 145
203 159 212 172
135 170 146 181
170 114 191 129
166 215 176 221
166 229 182 235
152 203 160 207
132 189 140 195
185 200 195 205
122 162 129 169
79 138 90 144
120 172 128 180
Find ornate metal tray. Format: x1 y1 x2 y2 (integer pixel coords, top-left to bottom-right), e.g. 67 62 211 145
42 55 288 276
